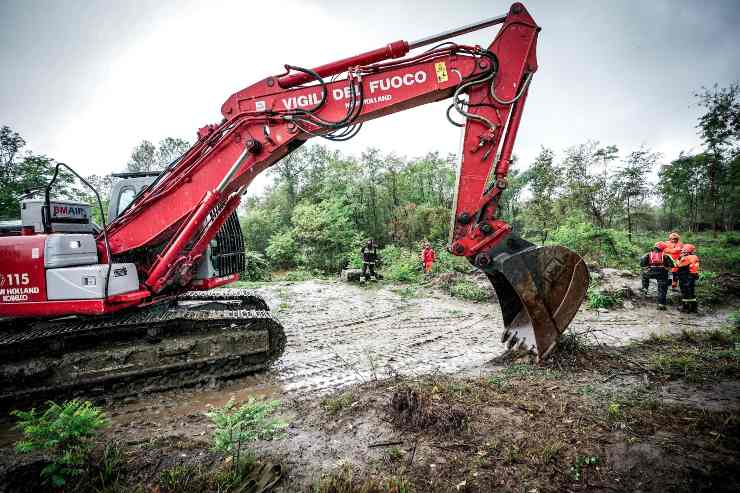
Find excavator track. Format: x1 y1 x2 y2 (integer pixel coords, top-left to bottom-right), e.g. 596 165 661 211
0 291 285 410
176 288 269 310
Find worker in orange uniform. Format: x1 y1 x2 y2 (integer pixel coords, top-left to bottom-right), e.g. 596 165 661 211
421 242 436 277
664 232 683 290
639 242 675 310
677 243 700 313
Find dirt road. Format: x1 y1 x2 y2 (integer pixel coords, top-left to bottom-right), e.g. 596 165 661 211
246 279 730 397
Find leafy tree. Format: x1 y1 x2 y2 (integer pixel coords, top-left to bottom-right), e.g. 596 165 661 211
614 147 659 240
560 141 619 228
658 153 709 231
291 198 359 272
525 147 560 243
695 82 740 234
0 125 76 219
125 137 190 172
126 140 156 172
156 137 191 168
266 230 298 268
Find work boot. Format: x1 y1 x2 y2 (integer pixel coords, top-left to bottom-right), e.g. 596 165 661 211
360 276 366 284
370 276 377 282
657 304 667 311
690 302 698 314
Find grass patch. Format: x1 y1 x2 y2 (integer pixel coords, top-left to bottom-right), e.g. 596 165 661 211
586 285 621 309
281 269 317 282
640 327 740 383
321 391 356 416
391 286 418 298
159 463 206 492
313 461 413 493
447 279 490 301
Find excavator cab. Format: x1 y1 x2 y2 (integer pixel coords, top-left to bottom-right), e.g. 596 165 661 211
474 233 589 361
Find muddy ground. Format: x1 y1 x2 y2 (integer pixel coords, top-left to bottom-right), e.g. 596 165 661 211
1 272 738 492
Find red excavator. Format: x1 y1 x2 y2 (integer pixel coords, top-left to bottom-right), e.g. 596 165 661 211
0 3 588 407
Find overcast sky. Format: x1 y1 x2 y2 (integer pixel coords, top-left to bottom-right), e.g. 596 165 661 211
1 0 738 196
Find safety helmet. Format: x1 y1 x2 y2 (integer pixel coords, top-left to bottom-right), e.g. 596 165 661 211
681 244 695 255
668 232 680 241
654 241 666 251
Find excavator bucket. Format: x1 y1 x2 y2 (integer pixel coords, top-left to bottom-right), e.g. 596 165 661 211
477 234 589 361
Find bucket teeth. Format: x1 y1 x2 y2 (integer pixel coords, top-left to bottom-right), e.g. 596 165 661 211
476 234 589 361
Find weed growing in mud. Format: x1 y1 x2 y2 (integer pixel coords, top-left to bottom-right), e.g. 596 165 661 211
92 441 125 489
569 455 600 481
12 400 109 487
313 461 413 493
207 397 287 476
447 279 490 301
159 463 206 492
642 327 740 382
539 441 564 465
391 286 418 298
586 284 621 309
282 269 324 282
387 447 404 462
322 391 356 415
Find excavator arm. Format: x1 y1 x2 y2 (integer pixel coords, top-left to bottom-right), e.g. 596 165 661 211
103 2 587 359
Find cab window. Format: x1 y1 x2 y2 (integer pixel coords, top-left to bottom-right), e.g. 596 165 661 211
116 187 136 217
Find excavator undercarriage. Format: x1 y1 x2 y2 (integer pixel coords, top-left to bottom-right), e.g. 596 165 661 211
0 288 285 410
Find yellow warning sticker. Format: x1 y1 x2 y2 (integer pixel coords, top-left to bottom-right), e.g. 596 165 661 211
435 62 448 83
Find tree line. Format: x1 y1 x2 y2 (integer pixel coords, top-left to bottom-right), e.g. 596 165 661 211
1 83 737 273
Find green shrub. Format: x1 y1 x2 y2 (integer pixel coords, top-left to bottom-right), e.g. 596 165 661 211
586 285 621 309
549 215 640 269
243 251 271 281
291 199 360 273
266 230 298 269
378 245 423 282
207 397 287 470
12 400 109 487
431 247 470 274
448 279 489 301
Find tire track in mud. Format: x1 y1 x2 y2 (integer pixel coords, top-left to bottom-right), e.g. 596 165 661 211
253 282 505 397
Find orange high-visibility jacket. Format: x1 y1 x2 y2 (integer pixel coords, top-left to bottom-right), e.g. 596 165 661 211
664 241 682 272
678 254 700 275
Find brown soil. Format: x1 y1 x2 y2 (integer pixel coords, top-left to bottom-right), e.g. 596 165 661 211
0 274 738 492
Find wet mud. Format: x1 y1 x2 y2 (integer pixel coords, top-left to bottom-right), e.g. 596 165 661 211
1 278 736 492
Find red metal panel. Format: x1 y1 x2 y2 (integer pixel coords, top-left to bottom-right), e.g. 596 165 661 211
190 273 240 290
0 235 47 308
0 298 141 318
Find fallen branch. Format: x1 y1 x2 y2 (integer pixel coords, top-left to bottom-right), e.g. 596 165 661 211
368 440 403 448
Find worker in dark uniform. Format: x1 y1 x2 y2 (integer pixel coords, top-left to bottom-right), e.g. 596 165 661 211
360 239 379 283
677 243 700 313
639 242 675 310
